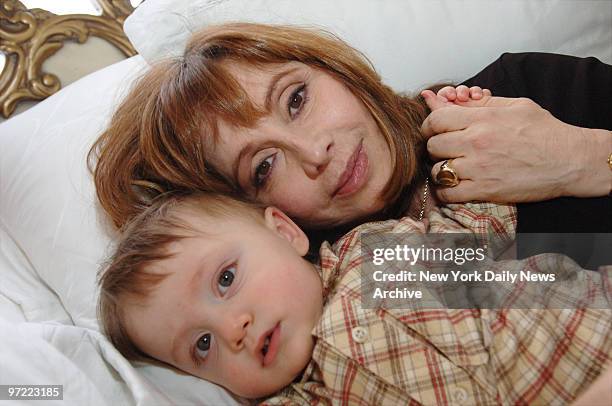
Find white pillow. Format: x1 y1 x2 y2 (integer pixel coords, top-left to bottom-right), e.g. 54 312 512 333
0 56 147 330
0 55 240 405
0 318 237 405
124 0 612 91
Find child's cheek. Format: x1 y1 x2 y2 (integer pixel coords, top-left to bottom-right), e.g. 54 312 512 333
221 363 263 398
222 362 246 385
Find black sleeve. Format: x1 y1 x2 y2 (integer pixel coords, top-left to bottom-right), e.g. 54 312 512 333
462 52 612 130
460 53 611 235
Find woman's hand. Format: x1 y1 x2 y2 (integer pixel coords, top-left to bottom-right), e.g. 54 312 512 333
420 91 612 203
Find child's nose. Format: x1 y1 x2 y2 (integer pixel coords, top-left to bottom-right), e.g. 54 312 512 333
223 313 252 351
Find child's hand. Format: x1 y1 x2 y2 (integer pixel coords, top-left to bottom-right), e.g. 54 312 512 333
420 86 492 110
437 85 491 103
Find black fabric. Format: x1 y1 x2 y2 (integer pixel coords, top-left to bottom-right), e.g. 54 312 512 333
461 52 612 234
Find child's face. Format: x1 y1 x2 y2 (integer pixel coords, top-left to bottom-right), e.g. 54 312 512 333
123 206 323 398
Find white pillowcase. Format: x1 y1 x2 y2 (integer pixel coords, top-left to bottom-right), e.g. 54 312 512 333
124 0 612 91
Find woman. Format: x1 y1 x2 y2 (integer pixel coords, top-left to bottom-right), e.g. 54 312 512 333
90 23 611 238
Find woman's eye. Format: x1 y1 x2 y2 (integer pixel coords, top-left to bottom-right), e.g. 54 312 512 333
195 333 212 359
254 155 275 188
287 84 306 118
217 266 236 295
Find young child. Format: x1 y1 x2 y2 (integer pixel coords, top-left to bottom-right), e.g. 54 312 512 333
98 192 611 405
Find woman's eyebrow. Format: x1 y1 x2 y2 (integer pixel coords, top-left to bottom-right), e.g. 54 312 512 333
264 66 301 111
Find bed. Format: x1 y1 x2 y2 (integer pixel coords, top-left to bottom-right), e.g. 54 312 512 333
1 0 611 404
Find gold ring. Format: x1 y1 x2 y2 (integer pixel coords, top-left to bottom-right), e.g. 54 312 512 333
435 159 460 187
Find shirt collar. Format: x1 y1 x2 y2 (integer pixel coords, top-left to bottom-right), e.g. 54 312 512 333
316 240 342 303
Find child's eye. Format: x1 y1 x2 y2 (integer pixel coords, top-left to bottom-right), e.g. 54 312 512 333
217 266 236 295
195 333 212 360
287 84 307 118
253 154 275 188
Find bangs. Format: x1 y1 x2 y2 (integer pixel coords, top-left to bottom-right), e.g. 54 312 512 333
162 56 267 146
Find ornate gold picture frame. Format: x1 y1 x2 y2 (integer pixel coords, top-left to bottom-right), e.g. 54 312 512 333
0 0 137 118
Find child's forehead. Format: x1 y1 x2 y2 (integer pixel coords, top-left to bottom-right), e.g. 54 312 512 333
177 201 264 230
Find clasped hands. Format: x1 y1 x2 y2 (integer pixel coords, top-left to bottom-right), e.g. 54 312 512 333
421 86 612 203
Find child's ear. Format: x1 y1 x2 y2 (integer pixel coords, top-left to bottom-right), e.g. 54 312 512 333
263 207 309 256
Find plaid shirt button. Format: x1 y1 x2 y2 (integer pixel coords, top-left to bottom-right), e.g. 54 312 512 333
351 326 369 343
453 387 469 404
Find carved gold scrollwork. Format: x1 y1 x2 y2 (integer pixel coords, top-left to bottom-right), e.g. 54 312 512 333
0 0 137 118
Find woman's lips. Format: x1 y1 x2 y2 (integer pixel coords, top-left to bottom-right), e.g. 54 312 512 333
334 142 369 197
263 323 281 367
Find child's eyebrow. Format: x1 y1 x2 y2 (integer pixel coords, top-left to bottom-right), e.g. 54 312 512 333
189 258 210 291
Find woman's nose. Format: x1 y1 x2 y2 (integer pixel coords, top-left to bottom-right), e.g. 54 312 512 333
222 313 252 351
296 133 333 178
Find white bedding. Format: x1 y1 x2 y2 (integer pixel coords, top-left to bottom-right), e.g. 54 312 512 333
0 224 150 405
0 0 610 404
0 315 240 405
0 317 236 405
125 0 612 91
0 53 238 405
1 216 235 405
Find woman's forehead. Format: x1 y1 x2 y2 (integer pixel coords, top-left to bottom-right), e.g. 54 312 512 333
224 61 306 102
202 60 309 146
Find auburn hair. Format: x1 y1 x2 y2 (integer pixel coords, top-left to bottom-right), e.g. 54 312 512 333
89 23 437 230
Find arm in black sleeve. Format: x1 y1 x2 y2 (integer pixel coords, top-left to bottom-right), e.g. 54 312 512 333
461 53 611 263
462 52 612 131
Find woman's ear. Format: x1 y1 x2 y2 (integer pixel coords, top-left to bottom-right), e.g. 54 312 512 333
263 207 310 256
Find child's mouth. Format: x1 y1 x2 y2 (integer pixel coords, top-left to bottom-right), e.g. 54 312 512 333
261 335 271 357
257 322 281 367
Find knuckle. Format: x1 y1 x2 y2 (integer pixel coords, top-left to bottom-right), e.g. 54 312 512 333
430 165 438 178
437 187 450 202
471 107 490 123
469 132 491 151
475 159 492 172
516 97 546 116
426 138 436 153
477 106 499 121
427 111 442 131
517 97 535 107
438 86 453 97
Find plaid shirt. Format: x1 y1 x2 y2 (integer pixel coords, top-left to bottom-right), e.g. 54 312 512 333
262 203 611 405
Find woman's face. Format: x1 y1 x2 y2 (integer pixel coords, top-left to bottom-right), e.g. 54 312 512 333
206 62 393 228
